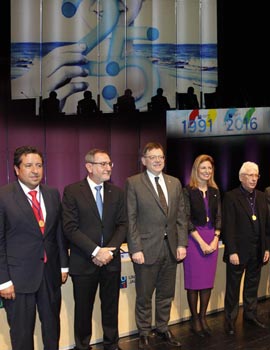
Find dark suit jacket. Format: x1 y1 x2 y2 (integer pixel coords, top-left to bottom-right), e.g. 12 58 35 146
117 94 136 113
42 97 60 115
77 98 98 115
125 171 188 265
222 187 270 264
151 95 170 112
265 186 270 214
185 94 199 109
62 179 127 274
0 181 68 293
183 185 221 232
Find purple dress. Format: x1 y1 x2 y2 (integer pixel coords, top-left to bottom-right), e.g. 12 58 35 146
183 196 218 290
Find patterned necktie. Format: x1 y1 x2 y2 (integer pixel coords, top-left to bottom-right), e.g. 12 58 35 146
29 190 47 262
29 190 45 233
95 185 103 246
155 177 168 214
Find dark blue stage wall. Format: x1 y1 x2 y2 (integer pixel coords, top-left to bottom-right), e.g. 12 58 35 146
166 108 270 194
0 102 166 194
167 134 270 195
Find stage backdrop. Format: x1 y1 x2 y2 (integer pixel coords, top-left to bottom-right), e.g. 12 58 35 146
166 107 270 193
10 0 217 114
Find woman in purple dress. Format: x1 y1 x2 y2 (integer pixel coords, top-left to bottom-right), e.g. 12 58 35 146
183 154 221 337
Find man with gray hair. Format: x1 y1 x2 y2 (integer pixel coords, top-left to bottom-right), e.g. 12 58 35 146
222 161 270 335
62 148 127 350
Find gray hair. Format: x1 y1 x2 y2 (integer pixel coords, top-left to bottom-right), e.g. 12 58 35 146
239 161 259 177
85 148 109 163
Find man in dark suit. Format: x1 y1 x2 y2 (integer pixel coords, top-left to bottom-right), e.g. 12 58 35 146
41 90 61 117
125 142 188 349
265 186 270 214
185 86 199 109
151 88 170 113
77 90 98 116
0 145 69 350
222 161 270 335
62 148 127 350
116 88 136 113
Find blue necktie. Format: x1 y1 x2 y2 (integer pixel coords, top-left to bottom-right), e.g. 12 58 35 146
95 185 103 218
95 185 103 246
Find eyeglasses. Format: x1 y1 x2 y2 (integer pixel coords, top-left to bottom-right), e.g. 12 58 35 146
144 155 165 161
90 161 114 168
243 173 260 179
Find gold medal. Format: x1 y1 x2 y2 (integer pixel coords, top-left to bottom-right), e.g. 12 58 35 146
206 216 209 222
252 215 257 221
39 220 45 228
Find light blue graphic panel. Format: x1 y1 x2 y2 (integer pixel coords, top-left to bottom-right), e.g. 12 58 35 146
11 0 217 114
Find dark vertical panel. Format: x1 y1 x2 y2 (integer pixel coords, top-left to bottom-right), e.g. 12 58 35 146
78 116 111 180
6 111 45 183
0 1 10 186
0 110 167 194
110 114 141 188
139 112 166 156
45 118 79 195
217 1 269 107
0 112 7 185
167 134 270 194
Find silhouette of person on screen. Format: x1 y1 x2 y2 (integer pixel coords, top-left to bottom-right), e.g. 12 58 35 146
151 88 170 113
41 91 61 117
77 90 99 116
116 89 136 114
185 86 199 109
204 86 223 109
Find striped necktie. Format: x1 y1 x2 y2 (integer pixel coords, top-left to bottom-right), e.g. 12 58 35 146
29 190 47 262
154 177 168 214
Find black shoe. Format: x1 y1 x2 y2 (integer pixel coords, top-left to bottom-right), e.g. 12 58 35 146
203 327 211 336
244 316 267 329
191 327 205 337
138 335 150 349
154 330 182 347
190 318 205 337
200 317 211 336
201 324 211 336
225 320 235 335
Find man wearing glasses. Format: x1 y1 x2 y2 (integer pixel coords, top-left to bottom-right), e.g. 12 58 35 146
62 149 127 350
222 161 270 335
125 142 188 349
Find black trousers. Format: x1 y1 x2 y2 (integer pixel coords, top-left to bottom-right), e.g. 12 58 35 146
72 268 120 350
3 269 61 350
224 255 262 322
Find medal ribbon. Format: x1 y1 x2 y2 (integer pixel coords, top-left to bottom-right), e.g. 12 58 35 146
28 190 45 232
248 191 257 221
28 190 47 262
241 187 257 221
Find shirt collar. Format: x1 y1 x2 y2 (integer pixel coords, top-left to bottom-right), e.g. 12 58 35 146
146 170 164 182
87 176 104 191
18 179 40 196
240 184 255 199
